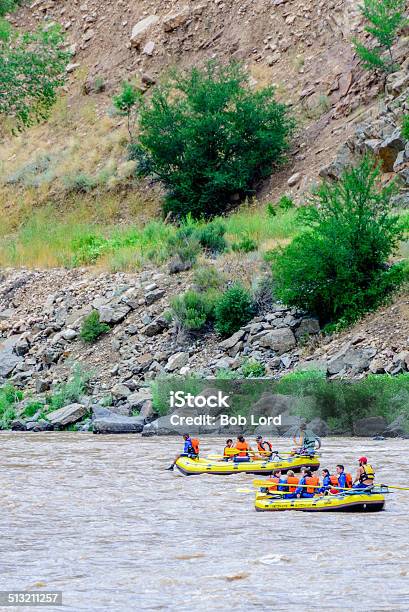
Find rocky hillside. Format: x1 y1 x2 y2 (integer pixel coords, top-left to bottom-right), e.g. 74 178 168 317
1 266 408 398
2 0 400 209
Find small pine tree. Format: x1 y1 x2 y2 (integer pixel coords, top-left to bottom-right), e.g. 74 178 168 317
354 0 407 73
113 82 141 142
80 311 110 343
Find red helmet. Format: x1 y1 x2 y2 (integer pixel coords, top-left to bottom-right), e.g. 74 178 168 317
358 456 368 464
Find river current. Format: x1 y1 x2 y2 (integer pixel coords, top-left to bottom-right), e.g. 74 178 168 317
1 433 408 611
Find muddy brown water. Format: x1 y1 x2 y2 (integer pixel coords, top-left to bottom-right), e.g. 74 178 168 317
1 434 408 611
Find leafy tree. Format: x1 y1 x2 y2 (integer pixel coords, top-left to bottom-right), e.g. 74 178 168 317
113 81 141 142
272 156 405 327
0 24 68 131
136 61 293 218
354 0 407 73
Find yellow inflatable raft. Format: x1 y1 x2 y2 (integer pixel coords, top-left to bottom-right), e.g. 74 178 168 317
175 454 320 476
255 488 387 512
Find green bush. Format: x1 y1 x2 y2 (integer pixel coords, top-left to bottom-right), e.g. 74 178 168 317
215 283 255 336
266 202 277 217
0 384 22 429
167 225 201 265
193 265 224 292
353 0 406 73
276 370 409 432
171 290 217 332
241 359 266 378
80 310 110 343
278 195 295 210
272 156 405 326
48 364 91 410
137 61 293 218
231 235 258 253
23 401 44 418
195 221 227 254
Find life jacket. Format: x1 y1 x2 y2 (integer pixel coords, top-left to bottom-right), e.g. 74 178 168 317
224 446 233 457
287 476 299 493
189 438 199 455
360 463 375 482
257 440 272 453
235 441 249 457
329 475 338 486
305 476 319 494
345 473 353 488
267 476 280 491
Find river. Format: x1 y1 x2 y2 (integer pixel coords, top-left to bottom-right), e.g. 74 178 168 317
1 433 408 611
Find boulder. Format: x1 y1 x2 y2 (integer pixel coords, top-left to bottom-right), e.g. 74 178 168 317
93 414 145 434
26 419 54 432
353 416 388 437
219 329 246 351
128 388 153 410
92 406 115 419
0 335 23 379
36 379 50 393
319 143 354 181
98 303 131 324
295 318 320 339
165 352 189 372
143 40 155 56
145 289 165 305
382 415 408 438
47 403 87 427
378 129 405 172
163 8 191 32
287 172 301 187
258 329 296 355
11 419 27 431
62 328 78 341
143 317 168 337
387 71 409 96
130 15 159 48
111 383 131 399
327 345 377 375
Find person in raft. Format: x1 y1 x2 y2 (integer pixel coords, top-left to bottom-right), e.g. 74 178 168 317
255 435 273 459
291 423 321 457
295 467 319 498
166 433 199 471
353 456 375 489
318 469 331 494
233 435 253 462
223 439 234 461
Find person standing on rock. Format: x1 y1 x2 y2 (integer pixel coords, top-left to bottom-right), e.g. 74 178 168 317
166 433 199 471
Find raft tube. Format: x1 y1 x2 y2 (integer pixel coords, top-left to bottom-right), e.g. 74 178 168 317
255 488 386 512
175 455 320 476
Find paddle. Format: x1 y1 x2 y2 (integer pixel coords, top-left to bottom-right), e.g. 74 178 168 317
253 479 354 492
